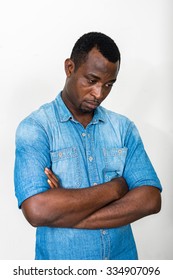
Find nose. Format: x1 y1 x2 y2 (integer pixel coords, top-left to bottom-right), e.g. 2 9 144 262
91 85 102 99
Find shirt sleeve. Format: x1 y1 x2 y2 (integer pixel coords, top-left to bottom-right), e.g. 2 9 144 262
14 117 51 208
123 122 162 191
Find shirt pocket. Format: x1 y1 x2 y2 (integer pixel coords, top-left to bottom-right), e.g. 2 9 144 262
50 146 81 188
102 147 128 182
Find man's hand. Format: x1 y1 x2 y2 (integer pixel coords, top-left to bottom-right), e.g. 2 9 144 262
44 168 60 189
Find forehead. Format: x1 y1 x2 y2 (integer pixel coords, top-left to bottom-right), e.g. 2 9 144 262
78 48 119 78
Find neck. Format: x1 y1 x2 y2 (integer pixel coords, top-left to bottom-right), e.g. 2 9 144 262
61 91 94 128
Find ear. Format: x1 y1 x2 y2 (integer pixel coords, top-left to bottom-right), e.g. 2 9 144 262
64 58 75 77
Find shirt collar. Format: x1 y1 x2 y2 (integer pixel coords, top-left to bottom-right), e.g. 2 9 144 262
56 92 73 122
56 92 106 124
91 107 106 124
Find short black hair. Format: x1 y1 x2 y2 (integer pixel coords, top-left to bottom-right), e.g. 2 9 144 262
70 32 121 70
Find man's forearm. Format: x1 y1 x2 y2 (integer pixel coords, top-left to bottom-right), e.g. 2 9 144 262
22 177 128 228
74 186 161 229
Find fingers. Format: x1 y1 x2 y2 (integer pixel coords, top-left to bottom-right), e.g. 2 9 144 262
47 179 56 189
45 168 59 182
45 168 59 188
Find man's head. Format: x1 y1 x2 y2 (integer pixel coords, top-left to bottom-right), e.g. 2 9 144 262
70 32 120 71
62 32 120 116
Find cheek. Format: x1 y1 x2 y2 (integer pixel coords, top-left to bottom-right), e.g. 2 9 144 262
99 88 112 101
77 83 91 98
103 87 112 97
104 90 111 99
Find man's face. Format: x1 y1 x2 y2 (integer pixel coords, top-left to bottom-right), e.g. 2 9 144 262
63 48 120 114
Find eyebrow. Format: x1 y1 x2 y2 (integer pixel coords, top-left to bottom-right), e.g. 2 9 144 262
87 73 100 79
86 73 116 83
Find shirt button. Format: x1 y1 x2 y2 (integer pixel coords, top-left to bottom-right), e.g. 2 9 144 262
102 230 107 235
88 156 93 162
58 152 63 157
82 133 86 137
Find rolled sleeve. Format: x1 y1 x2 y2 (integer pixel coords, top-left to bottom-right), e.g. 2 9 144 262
14 117 51 208
124 122 162 191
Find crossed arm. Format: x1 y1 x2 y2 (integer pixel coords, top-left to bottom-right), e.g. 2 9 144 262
21 168 161 229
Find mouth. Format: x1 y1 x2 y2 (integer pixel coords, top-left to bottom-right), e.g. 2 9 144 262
84 100 100 110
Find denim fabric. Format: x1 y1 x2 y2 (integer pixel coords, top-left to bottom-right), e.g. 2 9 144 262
14 92 162 260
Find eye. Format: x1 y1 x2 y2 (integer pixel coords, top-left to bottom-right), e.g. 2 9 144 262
88 79 96 84
105 83 114 88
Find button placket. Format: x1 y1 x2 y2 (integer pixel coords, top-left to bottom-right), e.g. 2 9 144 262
84 126 99 191
101 229 110 260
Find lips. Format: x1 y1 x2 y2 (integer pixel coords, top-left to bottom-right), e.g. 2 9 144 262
84 101 100 110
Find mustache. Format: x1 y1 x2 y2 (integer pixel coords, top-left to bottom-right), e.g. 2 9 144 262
85 99 100 105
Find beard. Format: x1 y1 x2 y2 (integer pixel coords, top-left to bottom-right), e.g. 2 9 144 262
79 100 100 113
79 107 95 113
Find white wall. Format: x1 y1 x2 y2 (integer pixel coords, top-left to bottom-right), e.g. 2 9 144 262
0 0 172 260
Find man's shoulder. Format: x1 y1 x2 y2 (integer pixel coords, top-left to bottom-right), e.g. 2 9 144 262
19 98 57 128
15 98 58 144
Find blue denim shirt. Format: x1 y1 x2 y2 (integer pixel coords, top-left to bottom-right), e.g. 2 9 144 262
14 92 162 260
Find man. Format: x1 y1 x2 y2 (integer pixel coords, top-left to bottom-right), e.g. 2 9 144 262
14 32 162 260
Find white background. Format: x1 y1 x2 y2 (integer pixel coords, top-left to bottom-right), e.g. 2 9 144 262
0 0 172 260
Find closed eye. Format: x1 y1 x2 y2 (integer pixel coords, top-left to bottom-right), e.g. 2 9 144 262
88 79 97 84
104 82 114 88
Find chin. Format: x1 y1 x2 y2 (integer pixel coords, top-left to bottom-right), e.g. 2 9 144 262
80 108 94 113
